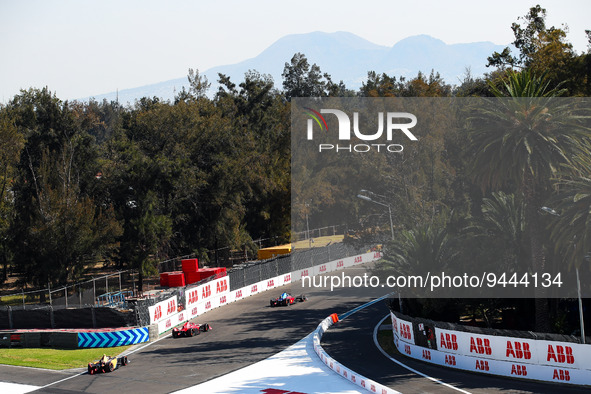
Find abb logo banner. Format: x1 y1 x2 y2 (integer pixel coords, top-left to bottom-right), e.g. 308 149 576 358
185 288 200 307
188 302 202 319
392 330 591 386
233 286 250 300
148 295 178 325
439 332 458 351
185 276 231 309
312 261 336 276
537 341 583 369
391 312 398 336
435 328 591 370
297 269 310 280
435 328 498 359
216 278 228 294
395 316 414 344
157 311 189 335
392 313 591 385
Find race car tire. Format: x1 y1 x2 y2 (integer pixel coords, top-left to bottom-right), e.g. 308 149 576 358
107 363 114 372
189 328 195 337
172 331 178 338
88 366 94 375
195 327 200 335
201 324 209 332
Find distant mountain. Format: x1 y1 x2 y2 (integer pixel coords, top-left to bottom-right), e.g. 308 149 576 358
85 32 506 104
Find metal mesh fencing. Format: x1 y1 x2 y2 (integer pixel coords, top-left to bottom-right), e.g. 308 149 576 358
1 233 367 328
226 242 365 292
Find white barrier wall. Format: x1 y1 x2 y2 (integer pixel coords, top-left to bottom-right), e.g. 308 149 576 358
391 312 591 386
148 295 178 325
313 315 400 394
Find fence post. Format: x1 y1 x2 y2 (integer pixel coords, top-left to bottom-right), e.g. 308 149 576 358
106 275 108 295
65 287 68 308
93 278 96 306
79 285 82 307
22 290 25 310
49 305 55 329
119 272 122 293
91 305 96 328
48 282 52 306
8 306 12 329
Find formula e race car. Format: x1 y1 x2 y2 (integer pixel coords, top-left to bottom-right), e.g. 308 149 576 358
269 292 307 307
172 321 212 338
88 354 128 374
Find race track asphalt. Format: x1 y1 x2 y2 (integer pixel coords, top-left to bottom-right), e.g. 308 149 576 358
1 265 383 393
1 262 589 393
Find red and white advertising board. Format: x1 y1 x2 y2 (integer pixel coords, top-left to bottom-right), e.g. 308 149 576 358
184 275 230 318
391 312 591 386
148 295 178 325
393 314 414 345
435 328 591 371
185 276 229 309
157 308 189 334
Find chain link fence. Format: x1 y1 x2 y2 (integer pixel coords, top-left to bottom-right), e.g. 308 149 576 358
0 222 366 329
226 242 359 292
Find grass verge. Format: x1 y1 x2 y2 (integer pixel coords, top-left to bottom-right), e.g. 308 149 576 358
0 346 132 370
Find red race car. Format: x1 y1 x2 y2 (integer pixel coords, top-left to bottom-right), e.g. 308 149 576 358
172 321 212 338
270 292 307 307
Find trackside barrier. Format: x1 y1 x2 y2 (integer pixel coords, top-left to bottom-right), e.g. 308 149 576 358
313 315 400 394
154 251 383 336
148 295 178 325
391 312 591 386
78 327 149 348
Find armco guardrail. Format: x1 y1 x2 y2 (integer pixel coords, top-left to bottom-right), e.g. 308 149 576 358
150 250 383 336
391 311 591 386
313 314 400 394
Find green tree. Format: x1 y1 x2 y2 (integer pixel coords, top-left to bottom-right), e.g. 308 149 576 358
486 5 580 93
465 192 527 270
381 218 457 292
465 70 587 331
7 88 121 293
282 53 336 99
549 159 591 271
121 191 172 292
0 111 25 282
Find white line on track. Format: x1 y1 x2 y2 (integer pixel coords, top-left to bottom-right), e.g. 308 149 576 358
37 371 86 390
372 313 472 394
38 332 173 389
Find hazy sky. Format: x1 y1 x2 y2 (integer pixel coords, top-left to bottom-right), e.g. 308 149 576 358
1 0 589 102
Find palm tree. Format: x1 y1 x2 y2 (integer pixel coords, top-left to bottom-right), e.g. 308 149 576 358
466 191 526 271
550 162 591 271
465 69 587 332
382 221 457 283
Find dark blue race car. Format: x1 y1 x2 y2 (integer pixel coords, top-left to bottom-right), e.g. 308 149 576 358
270 292 307 307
